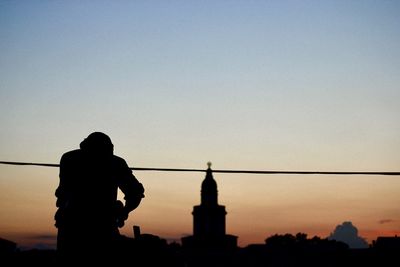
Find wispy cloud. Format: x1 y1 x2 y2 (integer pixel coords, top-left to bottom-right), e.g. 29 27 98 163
181 233 191 237
378 219 394 224
28 234 57 240
17 234 57 251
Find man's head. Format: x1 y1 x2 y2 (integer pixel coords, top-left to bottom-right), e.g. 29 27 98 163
79 132 114 156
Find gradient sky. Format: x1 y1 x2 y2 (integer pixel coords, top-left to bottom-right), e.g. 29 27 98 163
0 1 399 249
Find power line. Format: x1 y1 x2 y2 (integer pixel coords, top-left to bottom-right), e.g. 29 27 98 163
0 161 59 168
1 161 399 176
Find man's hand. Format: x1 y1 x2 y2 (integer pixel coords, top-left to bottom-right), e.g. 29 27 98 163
116 210 129 228
115 200 129 228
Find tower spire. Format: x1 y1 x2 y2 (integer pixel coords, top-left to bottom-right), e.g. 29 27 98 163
201 162 218 206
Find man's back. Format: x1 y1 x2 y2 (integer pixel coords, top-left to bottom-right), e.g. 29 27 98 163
57 149 125 226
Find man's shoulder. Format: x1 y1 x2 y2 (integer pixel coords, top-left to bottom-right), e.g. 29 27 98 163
112 155 128 166
61 149 82 160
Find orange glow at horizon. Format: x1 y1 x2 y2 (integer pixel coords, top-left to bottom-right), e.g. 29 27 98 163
1 165 400 249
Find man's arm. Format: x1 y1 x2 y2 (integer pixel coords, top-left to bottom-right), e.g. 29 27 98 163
54 153 71 227
55 153 70 208
116 157 145 215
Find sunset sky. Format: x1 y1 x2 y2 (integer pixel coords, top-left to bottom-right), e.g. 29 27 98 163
0 1 399 249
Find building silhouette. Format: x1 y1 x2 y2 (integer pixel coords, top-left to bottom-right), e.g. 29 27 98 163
182 163 237 249
373 235 400 251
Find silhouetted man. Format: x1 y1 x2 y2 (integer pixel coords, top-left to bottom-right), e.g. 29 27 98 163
54 132 145 262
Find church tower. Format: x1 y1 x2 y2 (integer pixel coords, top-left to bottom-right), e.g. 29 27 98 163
182 162 237 249
193 162 226 237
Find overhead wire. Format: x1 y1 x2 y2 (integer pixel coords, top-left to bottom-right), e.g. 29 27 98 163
1 161 399 176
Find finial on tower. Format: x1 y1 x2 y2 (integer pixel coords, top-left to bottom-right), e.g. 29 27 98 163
207 161 212 169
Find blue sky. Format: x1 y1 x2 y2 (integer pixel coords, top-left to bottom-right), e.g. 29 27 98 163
0 1 399 247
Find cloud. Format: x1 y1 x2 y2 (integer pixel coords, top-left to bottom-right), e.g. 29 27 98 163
29 234 57 240
33 242 56 250
328 221 369 249
180 233 192 237
18 234 57 250
378 219 394 224
165 237 182 244
19 242 56 251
